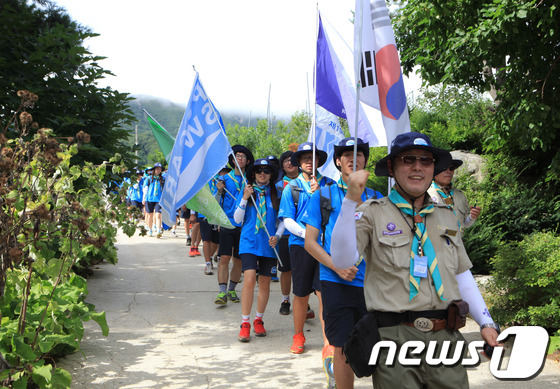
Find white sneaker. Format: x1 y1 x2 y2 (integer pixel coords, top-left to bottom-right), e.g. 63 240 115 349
171 230 177 237
148 229 153 237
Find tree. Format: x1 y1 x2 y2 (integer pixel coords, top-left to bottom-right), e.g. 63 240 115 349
394 0 560 180
0 0 135 167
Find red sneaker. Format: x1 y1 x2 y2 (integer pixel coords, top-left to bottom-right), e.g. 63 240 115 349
238 322 250 342
290 332 305 354
188 247 195 257
193 247 201 256
253 318 266 337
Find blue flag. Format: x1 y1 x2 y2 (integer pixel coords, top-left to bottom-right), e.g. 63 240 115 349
316 13 378 145
160 74 232 227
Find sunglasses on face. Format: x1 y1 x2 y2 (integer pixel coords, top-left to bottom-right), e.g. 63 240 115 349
446 166 458 172
254 168 271 174
396 155 435 166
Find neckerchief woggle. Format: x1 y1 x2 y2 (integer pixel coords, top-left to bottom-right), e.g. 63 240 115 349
388 188 446 301
252 184 270 234
431 181 461 228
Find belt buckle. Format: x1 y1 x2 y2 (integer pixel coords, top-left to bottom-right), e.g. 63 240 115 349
413 317 434 332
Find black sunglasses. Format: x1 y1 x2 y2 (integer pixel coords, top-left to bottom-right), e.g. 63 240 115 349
396 155 435 167
254 167 272 174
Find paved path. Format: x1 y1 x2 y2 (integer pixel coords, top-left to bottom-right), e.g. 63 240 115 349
59 227 560 388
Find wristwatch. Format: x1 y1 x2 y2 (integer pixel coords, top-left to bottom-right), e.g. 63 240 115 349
480 322 500 332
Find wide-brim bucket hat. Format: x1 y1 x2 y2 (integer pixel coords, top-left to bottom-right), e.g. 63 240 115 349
291 142 327 168
333 137 369 171
228 145 255 169
246 158 279 183
375 132 452 177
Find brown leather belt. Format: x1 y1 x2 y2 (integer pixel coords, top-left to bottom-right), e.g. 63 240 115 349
402 318 447 332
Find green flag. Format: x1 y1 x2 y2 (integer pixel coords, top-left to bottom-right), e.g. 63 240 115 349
143 110 233 229
143 109 175 161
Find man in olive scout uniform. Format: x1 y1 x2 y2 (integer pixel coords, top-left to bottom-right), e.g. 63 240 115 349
331 132 499 388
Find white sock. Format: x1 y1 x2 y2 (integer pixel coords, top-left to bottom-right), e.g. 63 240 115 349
242 315 250 323
282 295 290 303
256 312 264 319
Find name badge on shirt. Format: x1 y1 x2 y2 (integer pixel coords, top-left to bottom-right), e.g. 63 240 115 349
413 255 428 278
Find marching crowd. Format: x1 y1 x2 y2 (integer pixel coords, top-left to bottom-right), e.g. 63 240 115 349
124 133 499 389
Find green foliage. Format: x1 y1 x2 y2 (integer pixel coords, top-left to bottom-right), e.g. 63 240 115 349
409 85 493 153
225 111 310 159
394 0 560 180
0 0 136 168
0 92 137 387
487 231 560 333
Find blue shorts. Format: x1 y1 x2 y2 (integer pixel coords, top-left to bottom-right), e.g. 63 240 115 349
198 218 219 243
241 253 276 276
278 236 291 272
130 200 143 211
321 281 368 347
145 201 159 213
290 245 320 297
218 226 241 258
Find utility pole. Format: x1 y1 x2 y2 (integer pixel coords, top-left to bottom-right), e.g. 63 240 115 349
134 124 138 166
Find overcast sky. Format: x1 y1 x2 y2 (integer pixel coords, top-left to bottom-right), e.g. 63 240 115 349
54 0 421 118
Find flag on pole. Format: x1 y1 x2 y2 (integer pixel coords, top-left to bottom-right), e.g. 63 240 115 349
316 14 380 145
143 109 176 162
308 105 343 182
159 74 234 229
354 0 410 149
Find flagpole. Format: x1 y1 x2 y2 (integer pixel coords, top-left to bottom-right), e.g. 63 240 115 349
353 0 364 172
195 69 283 267
311 5 320 179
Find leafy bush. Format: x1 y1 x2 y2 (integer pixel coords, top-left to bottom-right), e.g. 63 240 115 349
0 91 137 387
486 231 560 334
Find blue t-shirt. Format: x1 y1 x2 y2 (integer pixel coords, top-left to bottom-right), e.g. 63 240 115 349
278 174 333 247
237 187 278 258
220 171 245 227
145 174 165 202
302 183 383 287
127 180 143 202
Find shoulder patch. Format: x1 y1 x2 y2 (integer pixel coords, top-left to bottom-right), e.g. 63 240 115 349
355 211 363 220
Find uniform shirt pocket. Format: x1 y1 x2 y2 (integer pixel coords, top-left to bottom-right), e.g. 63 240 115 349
378 234 411 271
439 232 460 272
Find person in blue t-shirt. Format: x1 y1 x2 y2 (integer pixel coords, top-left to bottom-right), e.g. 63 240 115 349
143 162 165 237
278 142 333 355
215 145 254 305
303 137 383 389
274 150 300 315
233 158 285 342
127 169 144 220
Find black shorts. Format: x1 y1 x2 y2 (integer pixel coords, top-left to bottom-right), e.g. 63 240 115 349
218 226 241 258
180 208 191 219
278 236 291 272
290 245 320 297
198 218 219 243
130 200 143 211
321 281 368 347
145 201 159 213
241 253 276 276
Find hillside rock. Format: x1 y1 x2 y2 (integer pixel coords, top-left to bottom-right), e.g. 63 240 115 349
451 150 486 183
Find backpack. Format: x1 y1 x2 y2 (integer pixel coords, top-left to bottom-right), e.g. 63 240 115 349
317 185 378 246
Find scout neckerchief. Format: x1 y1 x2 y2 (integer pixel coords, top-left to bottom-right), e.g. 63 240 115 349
152 174 161 196
227 170 243 192
337 177 348 192
297 173 314 195
431 181 461 228
388 188 446 301
282 175 293 188
252 184 270 234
